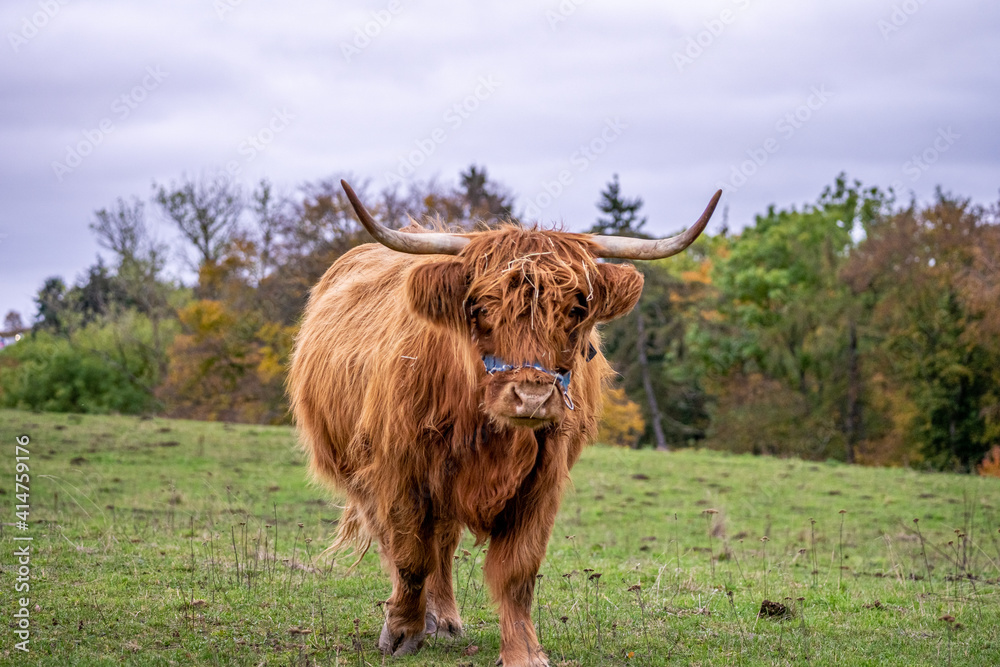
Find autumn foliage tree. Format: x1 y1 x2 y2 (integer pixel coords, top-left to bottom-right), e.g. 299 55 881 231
597 386 645 448
158 299 293 423
842 191 1000 470
158 184 296 423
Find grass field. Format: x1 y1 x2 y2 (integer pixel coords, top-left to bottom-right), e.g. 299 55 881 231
1 409 999 666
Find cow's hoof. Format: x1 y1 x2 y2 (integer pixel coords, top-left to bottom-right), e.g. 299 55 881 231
378 620 425 656
496 652 549 667
425 611 464 639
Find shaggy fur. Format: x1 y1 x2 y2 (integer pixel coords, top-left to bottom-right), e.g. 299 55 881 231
288 225 644 667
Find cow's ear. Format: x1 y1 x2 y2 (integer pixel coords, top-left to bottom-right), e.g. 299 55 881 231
407 259 469 328
592 262 644 322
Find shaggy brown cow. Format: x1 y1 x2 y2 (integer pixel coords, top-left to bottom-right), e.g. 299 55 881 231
289 181 720 667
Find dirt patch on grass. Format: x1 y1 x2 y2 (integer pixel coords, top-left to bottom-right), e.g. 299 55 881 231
758 599 789 618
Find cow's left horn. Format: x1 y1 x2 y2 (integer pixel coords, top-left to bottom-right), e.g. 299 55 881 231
341 180 469 255
590 190 723 260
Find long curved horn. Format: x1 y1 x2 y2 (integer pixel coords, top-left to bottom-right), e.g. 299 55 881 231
591 190 722 260
341 180 469 255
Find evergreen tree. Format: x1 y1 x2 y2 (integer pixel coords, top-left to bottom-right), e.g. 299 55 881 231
33 277 68 333
3 311 24 333
592 174 647 237
457 164 514 222
589 175 707 450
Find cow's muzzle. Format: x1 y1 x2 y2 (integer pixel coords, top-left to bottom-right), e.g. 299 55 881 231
482 358 571 429
482 356 574 410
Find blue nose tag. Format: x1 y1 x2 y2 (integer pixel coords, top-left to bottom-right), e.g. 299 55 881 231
482 355 575 411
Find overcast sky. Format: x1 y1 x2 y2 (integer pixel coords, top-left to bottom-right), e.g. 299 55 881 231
2 0 998 324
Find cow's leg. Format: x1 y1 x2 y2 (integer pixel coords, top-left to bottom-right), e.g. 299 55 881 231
483 484 559 667
425 518 464 639
377 500 435 656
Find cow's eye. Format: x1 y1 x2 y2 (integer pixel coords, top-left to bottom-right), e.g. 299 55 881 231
569 306 587 322
471 305 490 329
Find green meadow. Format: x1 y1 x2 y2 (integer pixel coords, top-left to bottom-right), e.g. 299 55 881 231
1 409 998 666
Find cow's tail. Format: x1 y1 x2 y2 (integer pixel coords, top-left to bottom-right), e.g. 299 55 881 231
322 502 372 569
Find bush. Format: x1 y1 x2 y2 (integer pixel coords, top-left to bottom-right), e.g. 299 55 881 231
705 373 846 460
157 300 295 424
978 446 1000 478
598 386 645 448
0 311 169 414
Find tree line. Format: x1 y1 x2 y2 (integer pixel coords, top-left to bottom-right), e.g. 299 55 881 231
1 168 997 474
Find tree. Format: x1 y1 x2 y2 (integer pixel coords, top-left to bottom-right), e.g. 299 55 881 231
400 166 515 227
33 263 141 334
842 191 998 470
250 179 281 282
592 173 647 236
601 262 711 451
33 277 69 334
457 164 514 223
710 175 889 462
959 201 1000 453
589 175 706 450
3 311 24 334
71 258 126 325
158 299 293 423
636 302 668 450
87 196 176 375
153 174 243 269
91 197 159 267
91 197 167 291
254 177 372 325
597 385 645 448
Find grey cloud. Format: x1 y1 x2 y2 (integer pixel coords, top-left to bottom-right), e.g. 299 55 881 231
1 0 998 321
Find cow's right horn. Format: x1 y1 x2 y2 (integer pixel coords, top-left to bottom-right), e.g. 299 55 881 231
590 190 722 260
341 180 469 255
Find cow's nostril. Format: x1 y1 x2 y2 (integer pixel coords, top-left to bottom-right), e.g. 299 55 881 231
512 383 555 407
